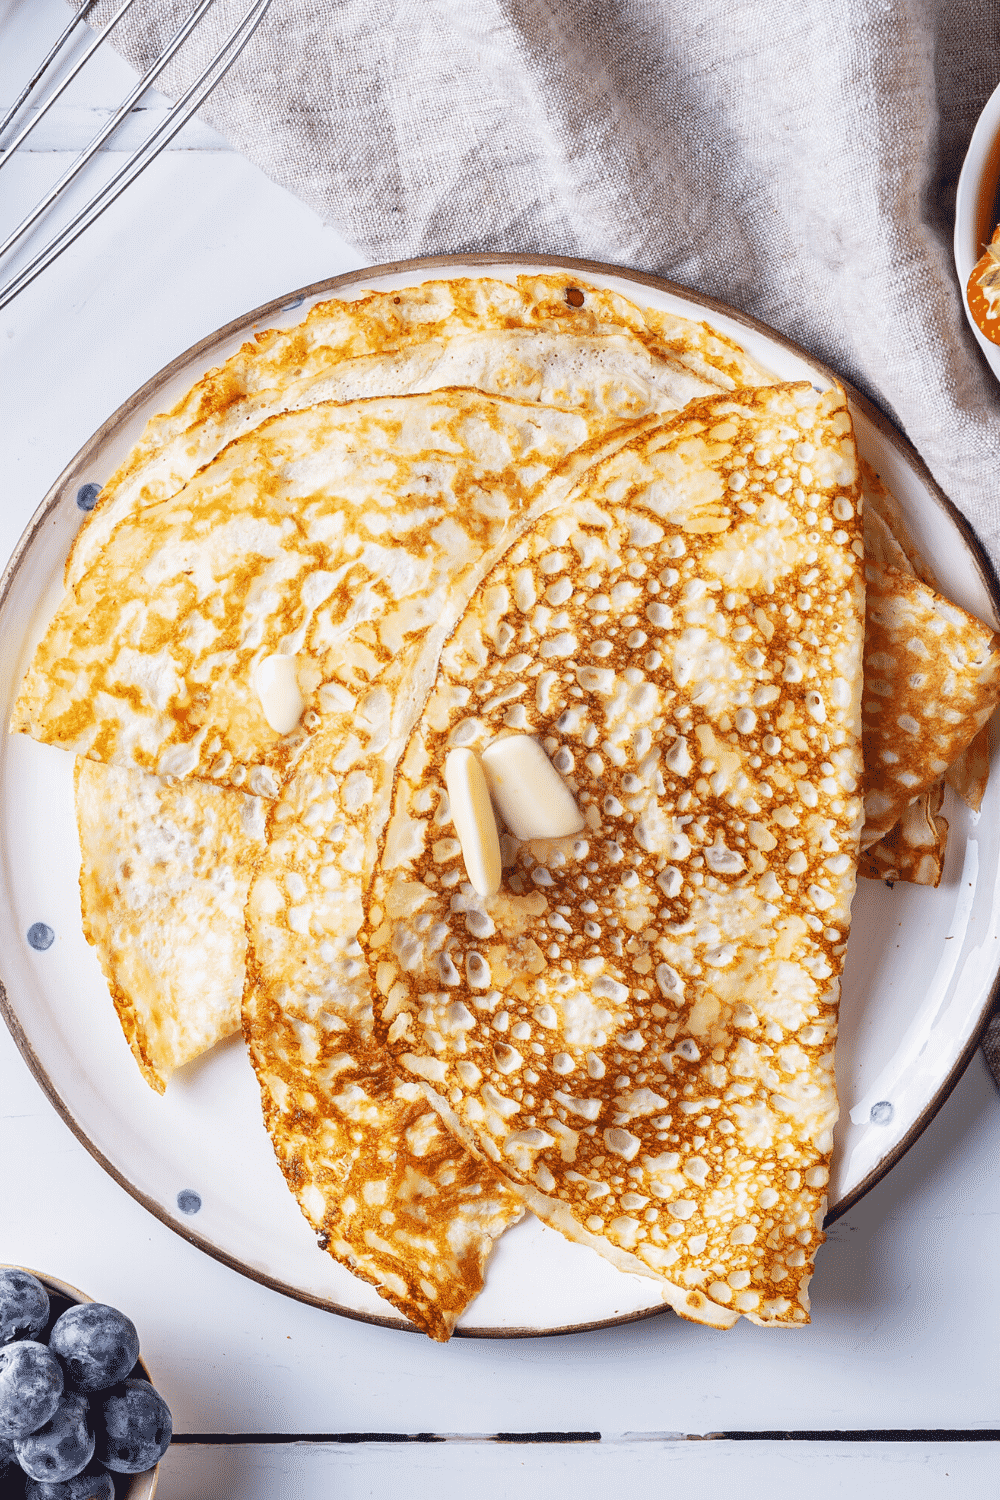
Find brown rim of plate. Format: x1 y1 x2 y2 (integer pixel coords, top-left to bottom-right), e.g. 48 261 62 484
0 1265 159 1495
1 251 998 1341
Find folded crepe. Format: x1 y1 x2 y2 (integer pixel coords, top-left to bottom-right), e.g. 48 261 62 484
862 462 994 814
15 392 625 795
237 394 723 1338
860 517 1000 851
857 466 997 884
365 383 866 1327
244 717 523 1342
46 293 772 1339
67 275 773 590
75 759 264 1091
50 280 997 1337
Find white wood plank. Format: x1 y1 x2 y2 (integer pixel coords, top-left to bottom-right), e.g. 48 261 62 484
156 1440 1000 1500
0 0 231 149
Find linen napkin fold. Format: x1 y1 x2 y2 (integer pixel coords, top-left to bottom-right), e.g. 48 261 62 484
77 0 1000 1086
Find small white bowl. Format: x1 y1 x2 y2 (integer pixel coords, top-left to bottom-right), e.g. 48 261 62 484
1 1267 160 1498
954 77 1000 380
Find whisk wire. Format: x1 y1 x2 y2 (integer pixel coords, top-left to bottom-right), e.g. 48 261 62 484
0 0 218 261
0 0 272 311
0 0 143 156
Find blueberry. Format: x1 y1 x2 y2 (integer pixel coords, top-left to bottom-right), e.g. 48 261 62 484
0 1271 49 1345
13 1392 93 1484
49 1307 139 1393
0 1343 63 1438
94 1380 171 1474
25 1462 115 1499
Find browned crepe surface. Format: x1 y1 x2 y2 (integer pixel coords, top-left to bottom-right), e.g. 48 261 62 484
67 275 774 591
366 383 865 1328
76 759 264 1092
244 718 523 1342
860 545 1000 851
14 393 618 795
858 781 948 888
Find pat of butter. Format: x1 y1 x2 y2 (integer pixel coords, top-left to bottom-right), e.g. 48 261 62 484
481 735 584 842
444 748 501 899
254 654 304 735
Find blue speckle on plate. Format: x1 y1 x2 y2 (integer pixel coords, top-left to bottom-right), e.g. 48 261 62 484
27 922 55 950
281 295 305 311
76 483 101 512
176 1189 202 1215
869 1100 894 1125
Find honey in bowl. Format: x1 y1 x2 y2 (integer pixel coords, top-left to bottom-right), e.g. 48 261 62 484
967 224 1000 344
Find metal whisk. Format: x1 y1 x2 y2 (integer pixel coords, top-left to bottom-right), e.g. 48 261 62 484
0 0 273 311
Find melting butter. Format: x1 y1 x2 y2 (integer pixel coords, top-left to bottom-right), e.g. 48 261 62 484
445 748 502 898
481 734 584 841
254 654 304 735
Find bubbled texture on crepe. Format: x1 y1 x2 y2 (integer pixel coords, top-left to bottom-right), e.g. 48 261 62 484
860 556 1000 849
861 462 994 820
233 395 645 1336
68 275 774 589
857 493 968 883
76 759 264 1093
857 498 950 879
244 713 522 1342
15 393 617 796
365 384 865 1329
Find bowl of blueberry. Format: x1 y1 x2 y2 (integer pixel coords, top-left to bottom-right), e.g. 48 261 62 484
0 1266 171 1498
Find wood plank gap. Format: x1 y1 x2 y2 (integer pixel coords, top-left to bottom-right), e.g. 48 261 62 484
169 1430 999 1445
711 1430 1000 1442
170 1432 602 1445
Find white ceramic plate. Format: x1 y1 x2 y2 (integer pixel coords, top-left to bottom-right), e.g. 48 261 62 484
954 77 1000 380
2 255 998 1337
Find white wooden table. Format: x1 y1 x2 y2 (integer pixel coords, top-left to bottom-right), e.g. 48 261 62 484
2 5 998 1493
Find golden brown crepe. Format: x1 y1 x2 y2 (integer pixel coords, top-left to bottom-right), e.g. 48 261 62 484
244 719 523 1342
37 279 997 1342
858 782 948 888
75 759 264 1091
67 275 773 590
43 292 782 1339
857 471 996 881
365 382 866 1328
860 554 1000 850
945 725 991 812
15 393 615 795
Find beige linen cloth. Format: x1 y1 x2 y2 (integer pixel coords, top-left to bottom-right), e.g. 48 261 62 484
79 0 1000 1082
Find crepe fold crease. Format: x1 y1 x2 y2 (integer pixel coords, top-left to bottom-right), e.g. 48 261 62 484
364 382 866 1328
